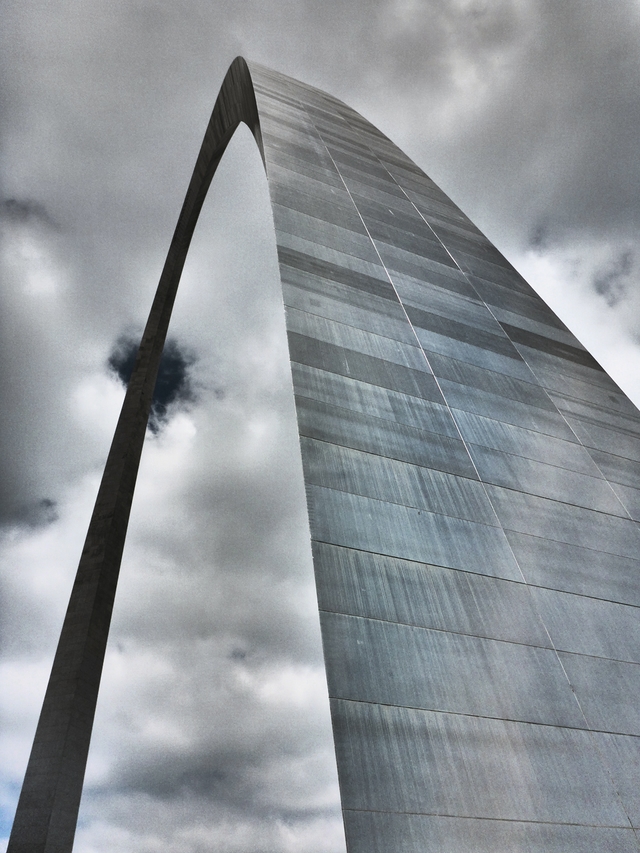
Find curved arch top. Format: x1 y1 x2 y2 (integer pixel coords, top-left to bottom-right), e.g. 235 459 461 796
10 58 640 853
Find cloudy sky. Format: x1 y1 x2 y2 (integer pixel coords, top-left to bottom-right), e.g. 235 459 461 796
2 2 640 851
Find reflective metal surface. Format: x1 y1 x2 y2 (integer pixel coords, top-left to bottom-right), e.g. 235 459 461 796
254 63 640 849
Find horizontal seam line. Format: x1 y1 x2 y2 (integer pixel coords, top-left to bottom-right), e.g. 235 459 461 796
318 608 640 665
311 537 640 608
307 463 636 528
330 696 640 737
290 359 448 406
307 480 501 529
341 807 634 829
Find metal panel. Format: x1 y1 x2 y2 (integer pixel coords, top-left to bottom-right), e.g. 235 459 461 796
286 307 429 371
610 481 640 521
594 733 640 828
587 447 640 489
429 353 557 409
454 409 601 475
467 443 627 515
322 612 582 726
343 811 640 853
394 278 499 332
564 415 640 462
514 342 617 391
486 485 640 558
531 586 640 662
505 529 640 605
532 365 636 413
300 438 496 524
405 304 517 355
442 381 578 440
559 653 640 735
291 363 456 436
295 395 478 478
490 306 584 348
416 329 535 381
306 485 522 580
549 391 640 436
288 332 440 399
330 700 628 825
313 542 549 646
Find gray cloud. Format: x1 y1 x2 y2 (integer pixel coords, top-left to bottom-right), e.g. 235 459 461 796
0 198 56 227
593 249 634 307
3 2 640 851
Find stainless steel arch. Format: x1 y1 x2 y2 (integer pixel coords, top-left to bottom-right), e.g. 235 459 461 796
8 56 266 853
10 56 640 853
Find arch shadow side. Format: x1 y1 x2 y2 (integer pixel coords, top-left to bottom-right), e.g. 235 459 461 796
6 55 268 853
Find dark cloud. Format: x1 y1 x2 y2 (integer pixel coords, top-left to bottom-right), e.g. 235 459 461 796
107 335 140 387
593 250 634 307
529 219 550 250
108 335 196 432
0 198 56 227
0 484 59 529
9 497 58 528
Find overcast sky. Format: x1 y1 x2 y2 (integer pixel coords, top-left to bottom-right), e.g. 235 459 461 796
2 2 640 851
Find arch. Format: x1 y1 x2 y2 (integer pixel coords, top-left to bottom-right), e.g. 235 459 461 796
7 56 267 853
10 57 640 853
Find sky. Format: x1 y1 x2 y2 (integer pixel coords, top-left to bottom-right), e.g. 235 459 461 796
2 1 640 851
